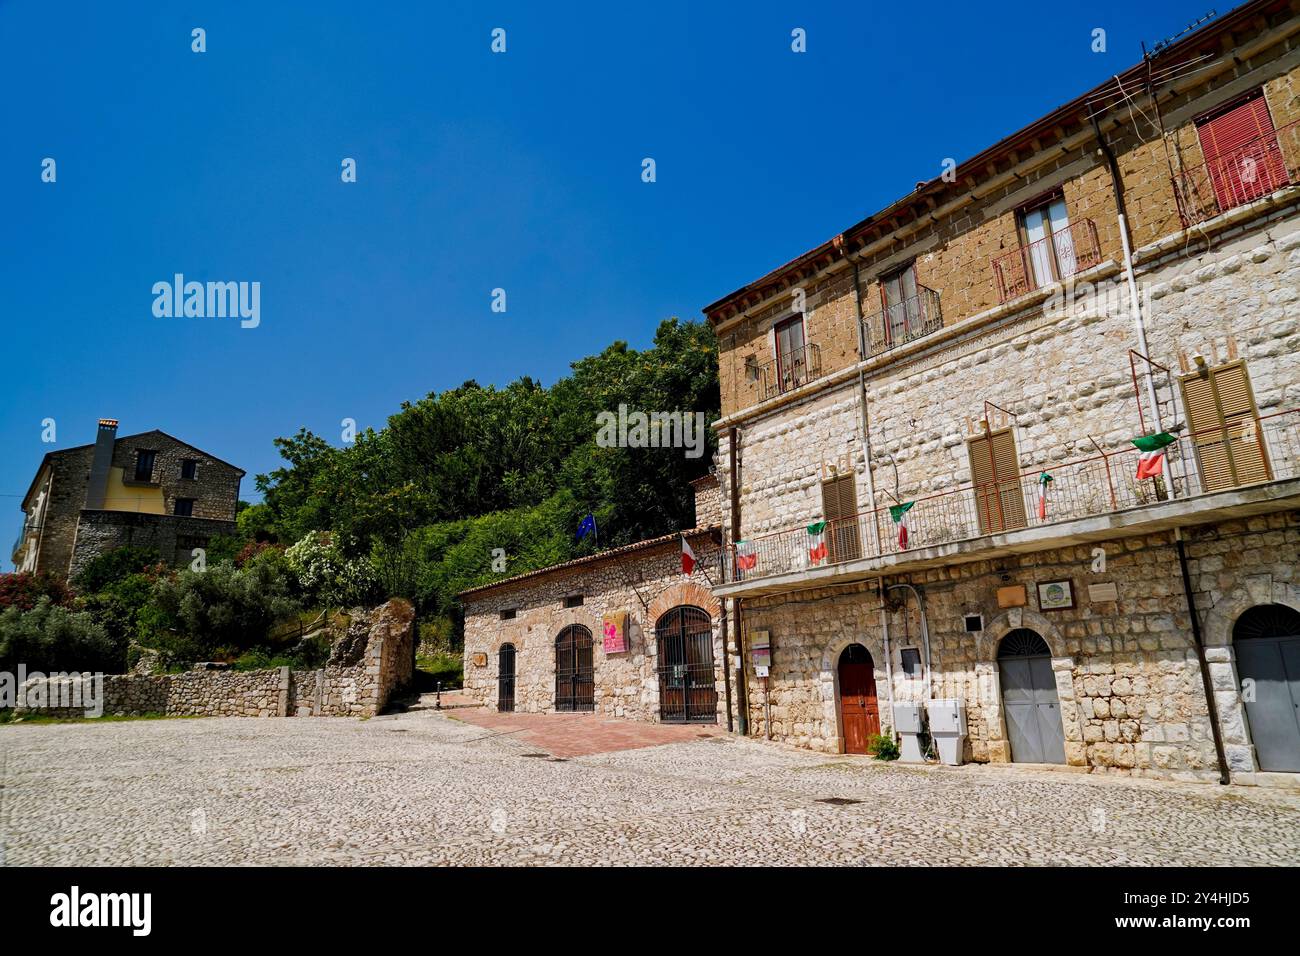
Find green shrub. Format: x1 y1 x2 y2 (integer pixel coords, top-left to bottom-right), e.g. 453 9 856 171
0 572 75 611
72 546 162 593
0 598 125 673
285 531 376 608
870 732 900 761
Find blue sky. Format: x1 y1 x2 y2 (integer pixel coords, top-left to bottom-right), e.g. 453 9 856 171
1 0 1210 563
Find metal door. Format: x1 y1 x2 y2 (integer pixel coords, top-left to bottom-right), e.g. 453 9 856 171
497 643 516 713
998 629 1066 764
1234 605 1300 772
554 625 594 712
656 606 718 723
838 643 880 754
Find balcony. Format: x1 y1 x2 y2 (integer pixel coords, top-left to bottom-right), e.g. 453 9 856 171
757 343 822 400
861 286 943 357
992 218 1102 304
1173 119 1300 228
722 409 1300 592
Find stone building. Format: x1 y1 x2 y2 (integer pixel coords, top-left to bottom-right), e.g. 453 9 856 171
706 0 1300 785
13 419 244 580
460 476 729 726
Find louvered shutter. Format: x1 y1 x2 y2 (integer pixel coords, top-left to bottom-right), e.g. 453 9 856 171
968 429 1027 533
821 474 862 562
1197 92 1289 211
1180 361 1271 492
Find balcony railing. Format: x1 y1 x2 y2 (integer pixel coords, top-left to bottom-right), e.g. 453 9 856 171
991 218 1102 304
723 409 1300 585
862 286 943 357
1173 119 1300 228
757 343 822 399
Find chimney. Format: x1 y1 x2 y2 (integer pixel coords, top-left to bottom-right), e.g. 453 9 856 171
689 473 722 529
84 418 119 510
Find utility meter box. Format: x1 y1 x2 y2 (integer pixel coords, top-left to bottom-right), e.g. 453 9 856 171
891 702 926 763
927 698 968 766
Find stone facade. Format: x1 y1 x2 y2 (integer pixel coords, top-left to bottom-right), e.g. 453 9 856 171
15 599 415 719
462 478 727 724
14 421 244 580
705 9 1300 785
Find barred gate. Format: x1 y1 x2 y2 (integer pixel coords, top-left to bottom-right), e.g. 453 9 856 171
655 606 717 723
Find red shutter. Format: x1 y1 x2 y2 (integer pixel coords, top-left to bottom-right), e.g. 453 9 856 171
1196 92 1289 211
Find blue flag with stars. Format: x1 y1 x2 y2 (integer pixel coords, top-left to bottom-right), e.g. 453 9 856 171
576 513 597 541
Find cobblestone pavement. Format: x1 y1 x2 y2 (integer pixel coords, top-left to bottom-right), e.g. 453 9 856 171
3 709 1299 866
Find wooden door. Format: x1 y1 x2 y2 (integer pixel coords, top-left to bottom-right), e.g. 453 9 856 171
839 643 880 755
821 474 862 562
1180 361 1271 493
968 427 1027 533
774 316 807 391
497 644 516 713
655 606 718 724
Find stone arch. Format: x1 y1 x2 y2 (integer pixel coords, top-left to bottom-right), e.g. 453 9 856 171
978 607 1084 766
647 580 720 622
1202 579 1300 648
819 631 889 755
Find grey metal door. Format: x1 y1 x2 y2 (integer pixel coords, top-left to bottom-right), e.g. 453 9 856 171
998 629 1066 764
1234 605 1300 773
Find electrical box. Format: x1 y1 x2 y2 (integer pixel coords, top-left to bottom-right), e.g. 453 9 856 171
926 698 968 766
892 702 924 734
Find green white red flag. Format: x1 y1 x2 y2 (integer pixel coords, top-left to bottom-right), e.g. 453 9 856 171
807 521 828 565
681 535 696 576
735 539 757 571
889 502 915 549
1036 472 1053 520
1132 432 1176 480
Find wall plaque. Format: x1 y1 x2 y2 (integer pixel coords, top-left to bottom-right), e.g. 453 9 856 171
996 585 1027 608
1088 582 1119 603
471 653 488 667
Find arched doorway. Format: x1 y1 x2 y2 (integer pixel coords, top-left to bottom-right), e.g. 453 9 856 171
554 625 594 712
655 606 717 723
497 644 516 713
838 643 879 754
1234 604 1300 772
998 629 1065 764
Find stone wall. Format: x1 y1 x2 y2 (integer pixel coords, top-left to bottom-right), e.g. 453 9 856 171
462 531 725 724
67 510 238 581
15 599 415 720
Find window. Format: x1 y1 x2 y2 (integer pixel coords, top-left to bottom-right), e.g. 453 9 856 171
133 450 157 482
1018 194 1076 289
900 647 923 679
181 459 198 480
879 263 920 348
563 594 584 609
1195 90 1288 214
819 473 861 562
1179 359 1271 493
773 315 808 392
967 427 1027 533
174 498 195 517
500 608 517 621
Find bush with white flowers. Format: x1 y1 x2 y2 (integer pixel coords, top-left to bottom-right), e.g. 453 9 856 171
285 531 376 609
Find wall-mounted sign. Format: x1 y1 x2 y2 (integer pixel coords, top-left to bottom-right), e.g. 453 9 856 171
750 629 771 669
471 653 488 667
602 611 628 654
755 665 770 678
1037 579 1076 611
1087 582 1119 603
997 585 1027 608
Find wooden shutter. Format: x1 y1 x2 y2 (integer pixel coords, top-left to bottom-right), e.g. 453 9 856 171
1196 91 1289 210
820 474 862 562
1180 360 1271 492
967 428 1027 533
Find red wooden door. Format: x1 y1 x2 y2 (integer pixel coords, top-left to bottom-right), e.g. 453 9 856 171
839 644 880 755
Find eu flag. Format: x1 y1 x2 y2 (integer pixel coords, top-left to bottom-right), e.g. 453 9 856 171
576 513 597 541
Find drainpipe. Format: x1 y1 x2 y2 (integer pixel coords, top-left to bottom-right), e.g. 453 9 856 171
878 580 896 732
851 257 884 555
1092 117 1173 496
1174 528 1230 785
719 578 734 733
728 428 749 736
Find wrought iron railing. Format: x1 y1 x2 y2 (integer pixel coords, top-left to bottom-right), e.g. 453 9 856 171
862 285 943 357
757 343 822 399
723 409 1300 585
992 218 1102 304
1172 119 1300 228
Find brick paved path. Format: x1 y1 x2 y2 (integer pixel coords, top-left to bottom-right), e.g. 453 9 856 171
3 710 1298 865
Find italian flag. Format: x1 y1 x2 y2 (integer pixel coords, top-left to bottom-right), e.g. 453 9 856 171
681 535 696 576
735 539 757 571
890 502 915 549
807 521 828 565
1132 432 1176 480
1036 472 1053 519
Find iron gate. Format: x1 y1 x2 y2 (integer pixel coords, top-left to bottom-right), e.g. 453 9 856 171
655 606 718 723
1234 604 1300 772
998 629 1066 764
497 643 516 713
554 625 594 712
